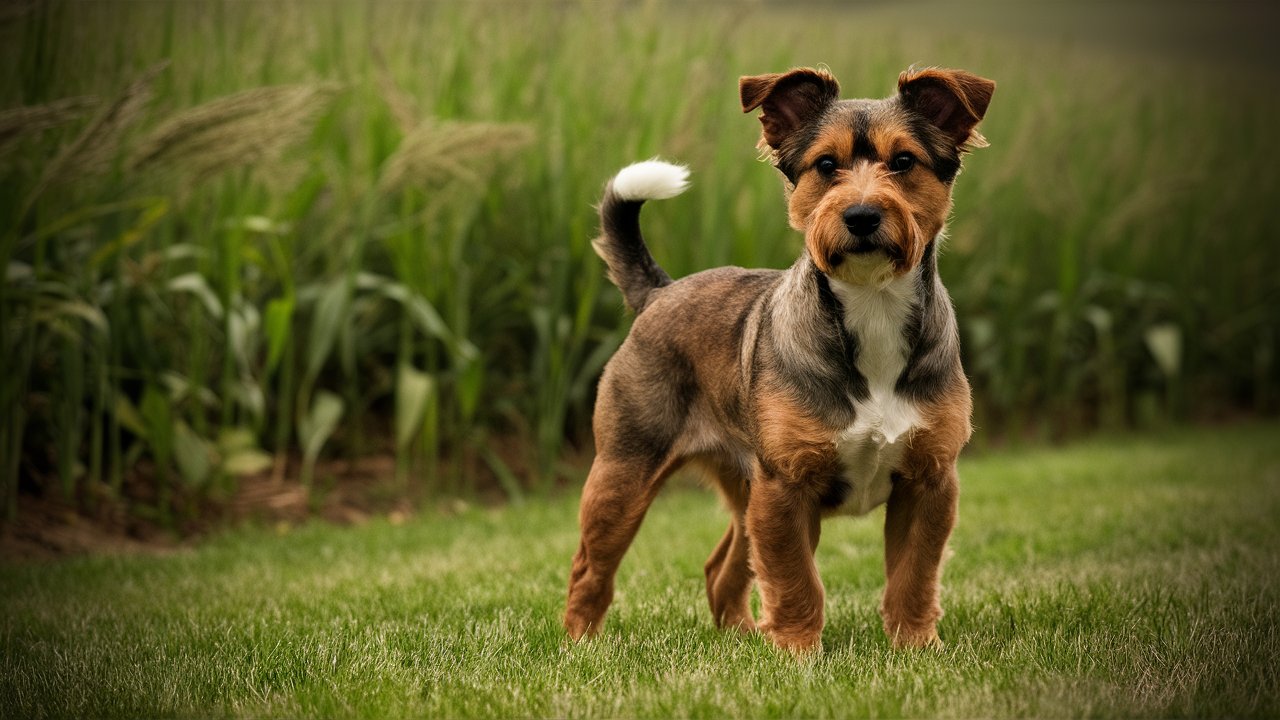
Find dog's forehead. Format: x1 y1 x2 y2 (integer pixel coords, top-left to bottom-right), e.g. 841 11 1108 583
821 98 905 135
792 98 915 162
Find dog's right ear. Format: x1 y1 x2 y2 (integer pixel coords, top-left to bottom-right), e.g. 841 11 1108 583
740 68 840 151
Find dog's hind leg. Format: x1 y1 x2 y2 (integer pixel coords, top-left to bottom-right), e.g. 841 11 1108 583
702 460 756 631
564 453 675 640
704 515 755 632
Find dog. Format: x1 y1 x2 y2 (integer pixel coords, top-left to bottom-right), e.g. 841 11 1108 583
564 66 994 652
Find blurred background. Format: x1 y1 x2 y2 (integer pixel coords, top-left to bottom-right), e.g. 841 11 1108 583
2 0 1277 547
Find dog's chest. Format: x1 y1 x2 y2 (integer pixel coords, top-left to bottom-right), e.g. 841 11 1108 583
829 275 922 516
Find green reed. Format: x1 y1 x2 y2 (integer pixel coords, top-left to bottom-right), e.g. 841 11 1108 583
0 1 1275 522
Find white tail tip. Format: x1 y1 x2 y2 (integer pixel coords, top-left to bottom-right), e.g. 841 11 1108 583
610 159 690 201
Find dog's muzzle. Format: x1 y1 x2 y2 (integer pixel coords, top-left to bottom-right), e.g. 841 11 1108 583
827 204 903 267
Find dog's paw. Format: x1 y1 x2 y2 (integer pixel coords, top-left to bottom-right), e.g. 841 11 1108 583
714 609 757 634
758 621 823 655
884 622 943 650
563 613 602 642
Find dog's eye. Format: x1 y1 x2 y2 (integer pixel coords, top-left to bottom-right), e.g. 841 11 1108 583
815 156 838 176
888 152 917 173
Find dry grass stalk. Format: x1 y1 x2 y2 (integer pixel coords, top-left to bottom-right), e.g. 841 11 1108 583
26 61 169 207
0 95 100 159
377 119 535 194
371 45 419 135
128 83 341 190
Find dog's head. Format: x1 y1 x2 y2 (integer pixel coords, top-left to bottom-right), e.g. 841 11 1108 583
741 66 994 286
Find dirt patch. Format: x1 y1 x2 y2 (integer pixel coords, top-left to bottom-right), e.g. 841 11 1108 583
1 496 176 560
1 440 586 562
3 456 426 562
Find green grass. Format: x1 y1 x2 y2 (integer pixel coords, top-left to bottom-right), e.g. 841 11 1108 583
4 421 1278 718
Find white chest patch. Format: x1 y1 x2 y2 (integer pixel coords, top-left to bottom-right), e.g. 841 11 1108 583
828 271 923 516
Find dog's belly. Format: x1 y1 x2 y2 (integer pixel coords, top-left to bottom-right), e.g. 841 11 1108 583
831 393 920 516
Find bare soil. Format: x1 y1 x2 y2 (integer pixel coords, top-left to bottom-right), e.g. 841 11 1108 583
1 455 423 561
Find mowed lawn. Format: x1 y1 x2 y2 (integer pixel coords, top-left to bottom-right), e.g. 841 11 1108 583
3 422 1279 718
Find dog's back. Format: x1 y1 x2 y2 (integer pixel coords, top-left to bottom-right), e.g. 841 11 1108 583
595 264 779 470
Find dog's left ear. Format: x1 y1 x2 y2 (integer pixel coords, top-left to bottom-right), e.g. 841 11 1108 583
898 68 995 149
740 68 840 151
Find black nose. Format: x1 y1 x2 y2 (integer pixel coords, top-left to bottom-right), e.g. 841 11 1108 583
843 204 882 237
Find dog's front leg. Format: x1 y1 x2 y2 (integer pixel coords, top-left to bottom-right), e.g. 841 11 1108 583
746 472 824 653
880 462 958 649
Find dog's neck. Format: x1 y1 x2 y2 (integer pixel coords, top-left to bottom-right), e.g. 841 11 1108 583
827 265 919 400
765 240 960 419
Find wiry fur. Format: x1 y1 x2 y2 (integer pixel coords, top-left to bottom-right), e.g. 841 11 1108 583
565 66 994 653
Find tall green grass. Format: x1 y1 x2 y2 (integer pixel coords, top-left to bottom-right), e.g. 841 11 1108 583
1 1 1277 522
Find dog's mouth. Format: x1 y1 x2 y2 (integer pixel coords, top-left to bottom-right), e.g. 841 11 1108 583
827 232 904 268
821 229 911 288
805 201 921 284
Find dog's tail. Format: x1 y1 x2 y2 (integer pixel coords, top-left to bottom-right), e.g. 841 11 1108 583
593 160 690 313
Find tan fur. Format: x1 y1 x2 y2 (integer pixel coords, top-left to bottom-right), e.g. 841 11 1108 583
755 383 841 485
746 467 825 652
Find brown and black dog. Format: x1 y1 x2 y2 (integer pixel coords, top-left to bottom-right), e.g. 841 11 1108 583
564 66 994 652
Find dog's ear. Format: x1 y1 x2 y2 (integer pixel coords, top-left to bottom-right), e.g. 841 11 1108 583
740 68 840 150
897 67 995 149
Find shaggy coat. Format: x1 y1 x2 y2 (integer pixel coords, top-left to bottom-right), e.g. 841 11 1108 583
565 67 994 651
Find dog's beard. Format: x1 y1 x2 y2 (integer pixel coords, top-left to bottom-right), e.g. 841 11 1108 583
830 251 898 289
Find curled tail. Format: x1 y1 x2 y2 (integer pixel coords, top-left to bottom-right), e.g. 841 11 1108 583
592 160 690 313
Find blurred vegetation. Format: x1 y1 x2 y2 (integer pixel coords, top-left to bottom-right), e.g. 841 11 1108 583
1 1 1277 525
